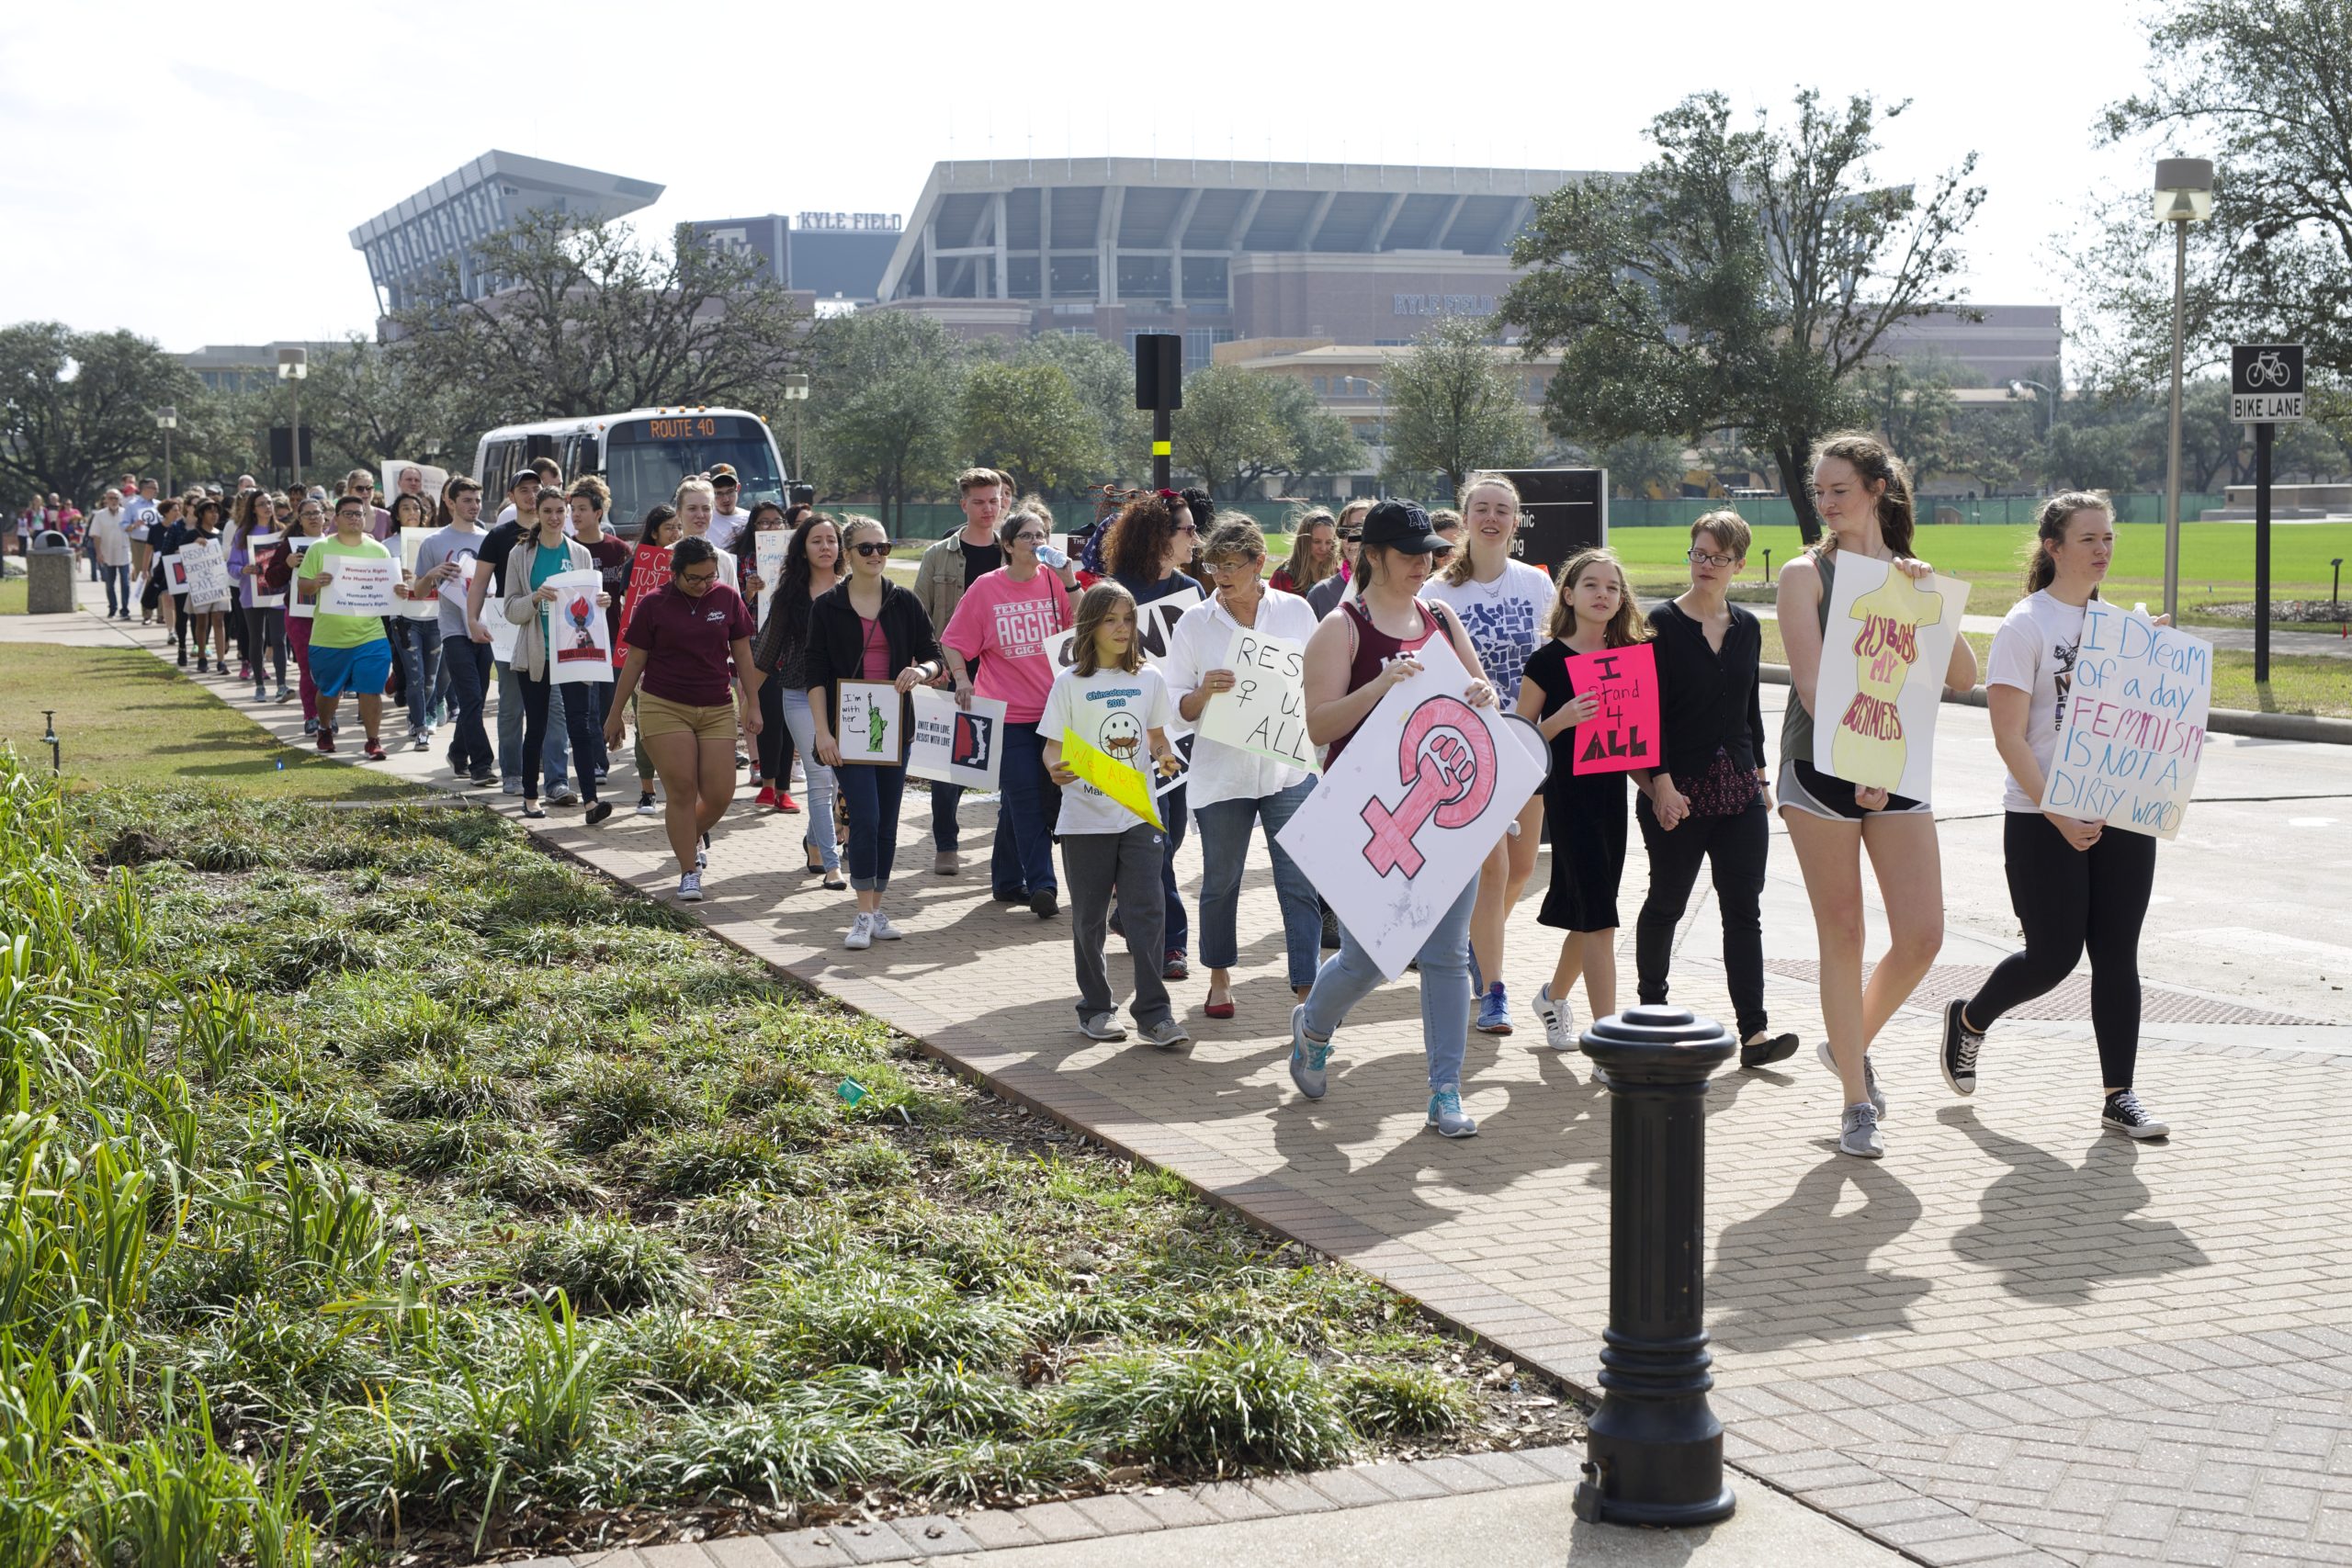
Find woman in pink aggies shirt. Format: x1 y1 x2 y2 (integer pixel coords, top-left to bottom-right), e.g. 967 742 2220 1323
940 506 1081 921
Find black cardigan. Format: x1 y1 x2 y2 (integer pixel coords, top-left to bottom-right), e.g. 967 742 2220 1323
1646 600 1769 782
802 580 941 716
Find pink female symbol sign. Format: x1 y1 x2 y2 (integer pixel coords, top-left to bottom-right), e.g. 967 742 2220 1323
1359 695 1497 878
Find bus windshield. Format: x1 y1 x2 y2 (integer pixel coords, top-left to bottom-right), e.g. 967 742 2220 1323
604 415 785 536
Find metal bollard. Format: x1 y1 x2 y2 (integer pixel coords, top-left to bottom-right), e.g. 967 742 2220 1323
1572 1003 1736 1527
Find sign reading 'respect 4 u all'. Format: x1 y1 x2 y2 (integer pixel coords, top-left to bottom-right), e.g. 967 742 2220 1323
2039 602 2212 840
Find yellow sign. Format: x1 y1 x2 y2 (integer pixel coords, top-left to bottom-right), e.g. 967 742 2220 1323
1061 729 1162 829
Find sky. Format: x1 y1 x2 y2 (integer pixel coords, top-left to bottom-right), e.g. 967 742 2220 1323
3 0 2183 353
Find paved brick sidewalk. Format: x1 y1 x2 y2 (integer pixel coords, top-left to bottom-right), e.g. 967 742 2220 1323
44 590 2352 1567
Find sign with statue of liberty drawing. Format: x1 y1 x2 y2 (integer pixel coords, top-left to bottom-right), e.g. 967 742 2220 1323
1811 554 1970 799
832 681 905 766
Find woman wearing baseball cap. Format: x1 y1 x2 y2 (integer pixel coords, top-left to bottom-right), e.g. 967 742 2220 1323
1287 500 1499 1139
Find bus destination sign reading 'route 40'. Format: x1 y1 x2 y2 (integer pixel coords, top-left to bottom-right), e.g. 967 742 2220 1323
2231 344 2304 423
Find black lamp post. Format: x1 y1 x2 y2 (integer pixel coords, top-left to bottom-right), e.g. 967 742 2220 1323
1573 1004 1737 1527
2331 557 2342 613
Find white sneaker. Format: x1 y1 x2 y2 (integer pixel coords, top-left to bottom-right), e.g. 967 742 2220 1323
1531 983 1576 1052
843 913 875 951
635 796 659 817
869 911 903 941
675 872 703 902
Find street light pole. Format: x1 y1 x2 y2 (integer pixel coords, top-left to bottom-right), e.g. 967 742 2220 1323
277 347 309 490
2007 379 2056 439
783 372 810 483
2154 158 2213 626
155 406 177 496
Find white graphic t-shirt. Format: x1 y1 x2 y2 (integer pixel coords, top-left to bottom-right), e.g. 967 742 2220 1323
1039 664 1172 836
1423 558 1553 704
1986 589 2087 814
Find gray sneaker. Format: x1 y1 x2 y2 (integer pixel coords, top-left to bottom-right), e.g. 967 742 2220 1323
1427 1086 1478 1138
1818 1040 1888 1120
1287 1004 1332 1100
1138 1017 1190 1051
546 783 579 807
1078 1012 1127 1042
1839 1102 1884 1158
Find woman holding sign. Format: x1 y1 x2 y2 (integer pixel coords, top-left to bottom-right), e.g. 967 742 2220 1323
1165 517 1323 1016
806 516 944 949
1943 493 2170 1139
1290 500 1498 1140
607 536 761 903
297 495 398 761
1104 493 1204 976
1518 548 1645 1050
752 510 845 888
1776 434 1978 1160
504 486 615 825
228 489 289 705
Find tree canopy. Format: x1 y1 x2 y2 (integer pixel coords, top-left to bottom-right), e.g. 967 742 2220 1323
1380 318 1539 494
0 324 198 502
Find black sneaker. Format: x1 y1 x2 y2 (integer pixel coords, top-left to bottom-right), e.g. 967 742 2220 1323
2102 1090 2170 1139
1939 999 1984 1096
1740 1032 1800 1069
1029 889 1059 919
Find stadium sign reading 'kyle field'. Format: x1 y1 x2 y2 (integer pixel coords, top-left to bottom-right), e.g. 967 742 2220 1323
2230 344 2304 423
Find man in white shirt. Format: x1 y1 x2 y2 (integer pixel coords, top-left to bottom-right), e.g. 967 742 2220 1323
88 490 132 618
705 464 749 552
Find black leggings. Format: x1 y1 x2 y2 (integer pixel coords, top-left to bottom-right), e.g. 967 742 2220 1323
755 671 794 785
516 669 605 805
245 604 287 685
1634 796 1770 1039
1965 811 2157 1089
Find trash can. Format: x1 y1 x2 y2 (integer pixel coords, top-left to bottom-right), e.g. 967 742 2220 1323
26 537 76 615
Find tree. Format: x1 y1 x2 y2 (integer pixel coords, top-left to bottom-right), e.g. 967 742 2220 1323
1265 376 1366 496
0 322 198 502
1600 435 1690 499
2065 0 2352 446
800 311 964 527
1171 365 1292 501
959 361 1105 497
1014 333 1148 485
1862 355 1965 488
388 212 807 433
1499 90 1984 542
1380 317 1540 493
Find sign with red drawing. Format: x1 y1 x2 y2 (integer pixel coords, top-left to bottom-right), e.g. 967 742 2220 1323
1810 553 1970 798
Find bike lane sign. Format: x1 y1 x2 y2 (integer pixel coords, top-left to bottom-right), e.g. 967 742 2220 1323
2231 344 2304 422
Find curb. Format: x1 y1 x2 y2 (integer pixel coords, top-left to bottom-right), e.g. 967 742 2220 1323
1758 662 2352 745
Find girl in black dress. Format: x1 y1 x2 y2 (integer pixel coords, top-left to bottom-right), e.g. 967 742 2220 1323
1515 547 1646 1047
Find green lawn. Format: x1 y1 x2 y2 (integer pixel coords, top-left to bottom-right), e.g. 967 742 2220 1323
0 644 426 800
0 761 1567 1565
0 577 24 614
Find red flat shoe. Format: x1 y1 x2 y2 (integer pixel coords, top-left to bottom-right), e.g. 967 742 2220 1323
775 791 800 813
753 784 777 808
1203 994 1236 1020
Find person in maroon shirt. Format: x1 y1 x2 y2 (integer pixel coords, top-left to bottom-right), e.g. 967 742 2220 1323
605 536 760 902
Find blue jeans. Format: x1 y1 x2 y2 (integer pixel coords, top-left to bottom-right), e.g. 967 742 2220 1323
98 562 130 615
1302 877 1478 1092
398 621 445 733
780 689 840 873
1194 776 1320 989
931 780 963 851
443 638 494 774
838 763 907 892
496 658 568 791
989 722 1057 897
517 669 605 804
1158 784 1190 955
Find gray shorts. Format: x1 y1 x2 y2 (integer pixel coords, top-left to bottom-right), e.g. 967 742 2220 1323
1777 759 1931 823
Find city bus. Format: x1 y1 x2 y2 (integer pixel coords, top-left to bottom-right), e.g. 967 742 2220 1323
472 407 788 537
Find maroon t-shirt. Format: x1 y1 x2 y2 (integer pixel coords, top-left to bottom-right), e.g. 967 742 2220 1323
625 581 755 706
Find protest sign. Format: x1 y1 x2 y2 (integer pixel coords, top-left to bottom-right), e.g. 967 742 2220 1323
319 554 397 617
396 528 439 619
437 551 477 613
2040 604 2211 840
1811 554 1970 796
614 545 672 668
380 460 448 503
1195 624 1315 771
181 540 233 610
1565 641 1659 776
1061 730 1164 829
1041 582 1202 734
245 533 285 607
162 552 189 596
907 685 1007 789
1275 639 1548 979
287 539 319 619
754 529 788 625
832 681 904 765
545 570 613 685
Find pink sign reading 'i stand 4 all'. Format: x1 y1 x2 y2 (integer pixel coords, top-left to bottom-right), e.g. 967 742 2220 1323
1564 642 1659 776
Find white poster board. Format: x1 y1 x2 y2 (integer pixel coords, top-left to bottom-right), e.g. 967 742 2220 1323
832 680 905 765
245 533 285 607
1195 624 1316 772
381 460 449 508
2039 603 2211 840
1275 639 1548 979
907 684 1008 789
1041 582 1203 734
1810 553 1970 797
754 529 788 626
287 537 319 620
319 553 397 617
161 551 189 596
180 539 233 611
395 527 440 620
544 570 614 685
438 551 478 613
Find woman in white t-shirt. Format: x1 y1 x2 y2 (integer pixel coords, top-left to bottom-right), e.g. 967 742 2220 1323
1420 474 1553 1036
1942 492 2169 1140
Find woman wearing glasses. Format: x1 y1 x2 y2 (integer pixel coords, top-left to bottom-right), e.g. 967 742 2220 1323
941 508 1079 919
1163 517 1323 1018
1632 513 1798 1069
807 516 945 950
605 536 761 903
1101 492 1204 979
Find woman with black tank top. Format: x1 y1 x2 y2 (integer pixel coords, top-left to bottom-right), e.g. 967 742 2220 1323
1288 501 1498 1140
1777 434 1978 1159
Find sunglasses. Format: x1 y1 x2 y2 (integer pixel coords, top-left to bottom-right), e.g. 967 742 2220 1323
850 540 893 558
